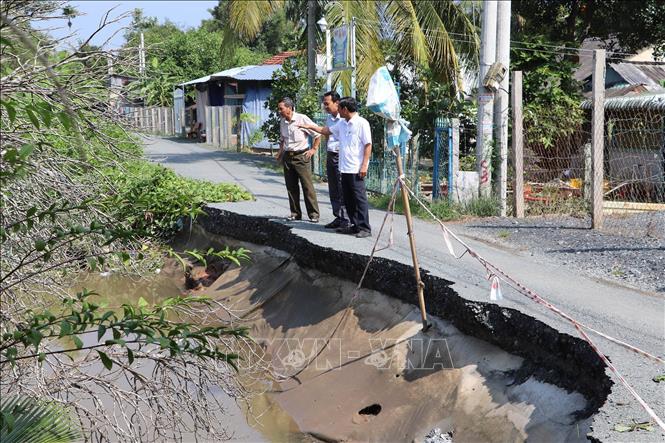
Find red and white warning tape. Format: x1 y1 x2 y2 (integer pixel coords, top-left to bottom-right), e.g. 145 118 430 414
396 176 665 430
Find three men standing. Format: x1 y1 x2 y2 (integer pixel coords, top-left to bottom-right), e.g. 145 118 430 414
277 97 320 222
299 97 372 238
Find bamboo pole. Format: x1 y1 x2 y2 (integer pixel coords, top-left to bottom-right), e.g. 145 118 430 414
393 147 429 331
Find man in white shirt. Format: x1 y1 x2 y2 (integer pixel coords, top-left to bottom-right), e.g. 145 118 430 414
276 97 321 222
321 91 349 229
299 97 372 238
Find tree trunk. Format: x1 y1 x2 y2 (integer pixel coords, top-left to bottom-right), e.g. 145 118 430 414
307 0 316 87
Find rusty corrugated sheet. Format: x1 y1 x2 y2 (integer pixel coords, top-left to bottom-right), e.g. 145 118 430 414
581 92 665 110
609 62 665 87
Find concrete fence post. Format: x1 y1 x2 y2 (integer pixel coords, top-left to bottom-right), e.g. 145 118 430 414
171 107 176 136
511 71 524 218
222 106 230 148
205 106 212 143
450 118 460 203
591 49 606 229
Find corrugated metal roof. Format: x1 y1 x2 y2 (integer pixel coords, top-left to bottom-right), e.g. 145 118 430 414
225 65 282 81
581 84 660 99
180 74 211 86
214 66 254 78
581 92 665 111
178 64 281 86
609 62 665 87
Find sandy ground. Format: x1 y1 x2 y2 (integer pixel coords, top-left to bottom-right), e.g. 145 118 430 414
194 235 590 442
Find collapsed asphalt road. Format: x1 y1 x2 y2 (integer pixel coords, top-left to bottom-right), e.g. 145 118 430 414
182 227 596 441
144 136 664 442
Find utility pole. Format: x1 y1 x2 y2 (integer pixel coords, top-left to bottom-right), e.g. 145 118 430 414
139 32 145 76
350 17 357 99
476 0 497 198
325 22 331 91
307 0 316 87
495 0 510 215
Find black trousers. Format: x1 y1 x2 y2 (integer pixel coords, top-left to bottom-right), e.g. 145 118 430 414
325 152 347 223
341 173 371 233
283 151 319 219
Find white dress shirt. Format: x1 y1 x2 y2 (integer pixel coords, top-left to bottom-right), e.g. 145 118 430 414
329 114 372 174
326 113 341 153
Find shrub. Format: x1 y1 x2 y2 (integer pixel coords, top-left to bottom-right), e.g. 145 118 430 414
102 161 252 237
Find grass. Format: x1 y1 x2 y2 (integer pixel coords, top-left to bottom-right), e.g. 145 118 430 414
611 267 626 277
369 193 499 222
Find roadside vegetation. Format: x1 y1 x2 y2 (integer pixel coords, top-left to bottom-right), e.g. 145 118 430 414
369 193 500 221
1 2 253 441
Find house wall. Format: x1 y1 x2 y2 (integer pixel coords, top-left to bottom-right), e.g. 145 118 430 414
190 79 275 148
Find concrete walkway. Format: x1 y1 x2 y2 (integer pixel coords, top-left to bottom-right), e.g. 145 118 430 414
143 136 664 442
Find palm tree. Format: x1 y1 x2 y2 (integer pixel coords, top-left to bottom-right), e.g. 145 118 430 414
216 0 479 94
1 396 81 443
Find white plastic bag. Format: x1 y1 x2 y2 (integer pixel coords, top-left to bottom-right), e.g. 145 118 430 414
367 66 412 148
366 66 400 121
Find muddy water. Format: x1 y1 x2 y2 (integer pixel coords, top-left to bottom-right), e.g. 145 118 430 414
71 266 309 442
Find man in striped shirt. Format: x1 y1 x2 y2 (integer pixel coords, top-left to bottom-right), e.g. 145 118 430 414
276 97 321 222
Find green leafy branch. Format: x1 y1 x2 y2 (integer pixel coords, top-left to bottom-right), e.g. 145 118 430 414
0 290 247 370
168 246 251 271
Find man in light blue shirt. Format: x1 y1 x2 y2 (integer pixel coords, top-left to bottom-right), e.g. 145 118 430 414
321 91 349 229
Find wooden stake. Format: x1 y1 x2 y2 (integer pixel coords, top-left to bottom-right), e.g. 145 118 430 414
393 147 429 331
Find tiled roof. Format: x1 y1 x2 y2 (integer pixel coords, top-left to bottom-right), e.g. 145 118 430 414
262 50 302 65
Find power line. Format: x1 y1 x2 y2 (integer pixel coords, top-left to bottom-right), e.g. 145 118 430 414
352 17 660 60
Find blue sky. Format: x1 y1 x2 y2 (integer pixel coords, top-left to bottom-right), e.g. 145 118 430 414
43 1 218 49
